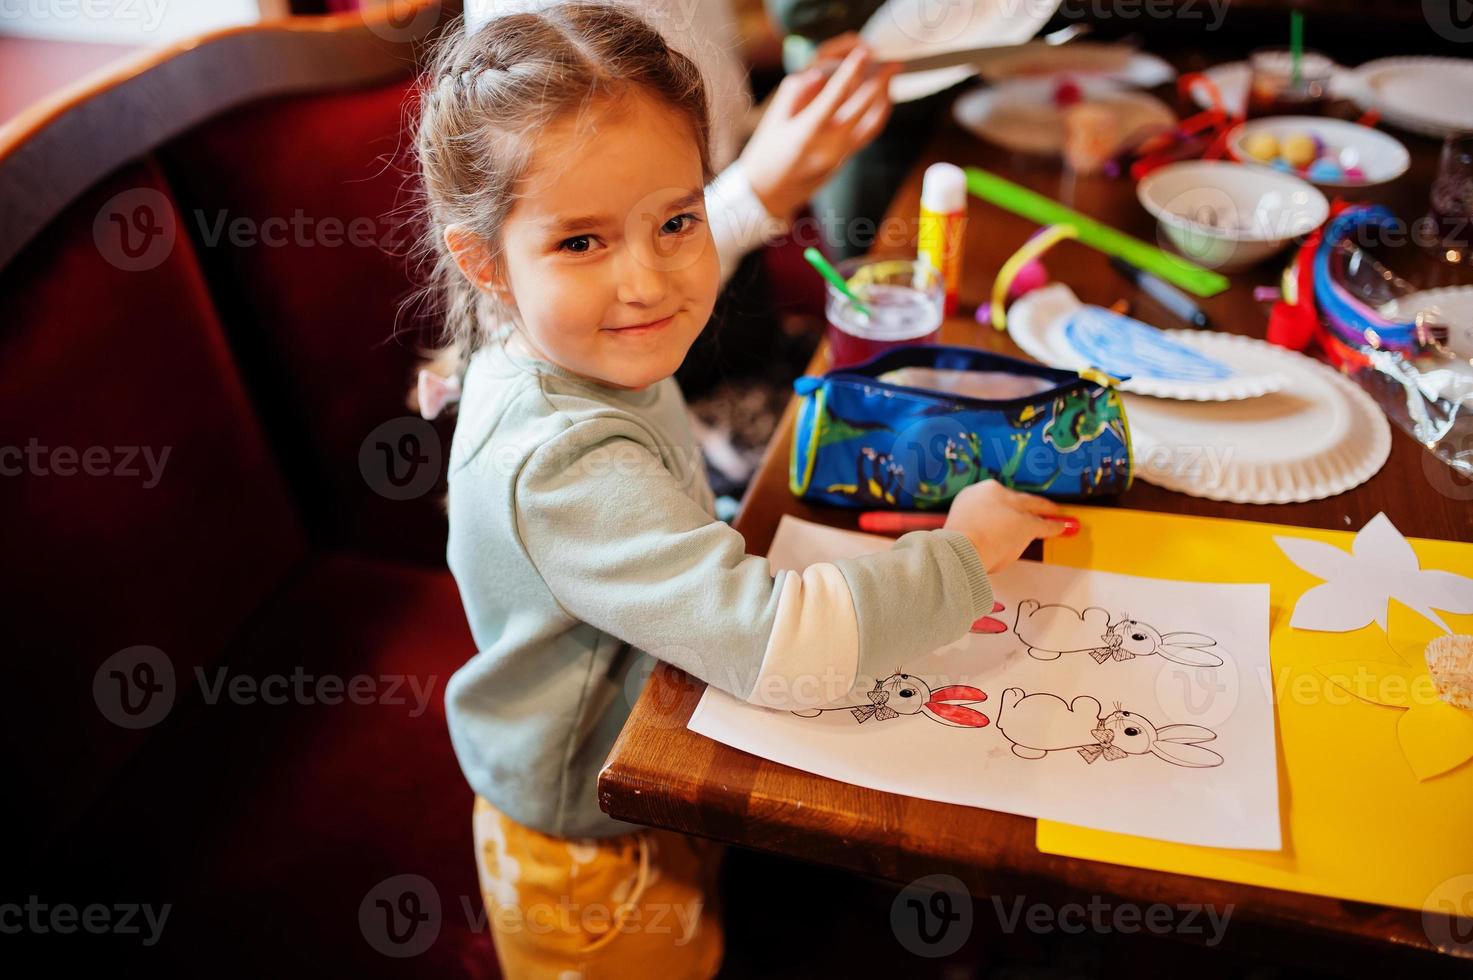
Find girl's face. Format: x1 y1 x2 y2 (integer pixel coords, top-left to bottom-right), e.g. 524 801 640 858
493 89 720 391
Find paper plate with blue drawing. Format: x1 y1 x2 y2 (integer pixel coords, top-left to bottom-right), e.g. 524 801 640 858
1008 284 1289 401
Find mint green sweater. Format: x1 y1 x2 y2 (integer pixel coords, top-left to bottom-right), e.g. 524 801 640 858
444 338 994 839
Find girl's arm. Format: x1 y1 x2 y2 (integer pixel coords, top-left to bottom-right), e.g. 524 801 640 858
510 418 992 710
707 163 788 286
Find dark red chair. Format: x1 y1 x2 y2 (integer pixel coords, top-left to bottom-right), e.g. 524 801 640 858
0 6 494 975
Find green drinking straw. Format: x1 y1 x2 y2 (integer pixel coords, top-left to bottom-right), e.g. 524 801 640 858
1290 10 1304 86
803 247 871 316
964 167 1230 298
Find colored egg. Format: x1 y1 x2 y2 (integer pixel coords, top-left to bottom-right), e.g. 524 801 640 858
1308 159 1344 181
1281 133 1317 168
1243 132 1280 162
1271 158 1294 173
1344 165 1366 181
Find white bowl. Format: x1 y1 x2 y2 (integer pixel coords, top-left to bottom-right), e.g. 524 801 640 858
1136 161 1329 273
1227 116 1410 188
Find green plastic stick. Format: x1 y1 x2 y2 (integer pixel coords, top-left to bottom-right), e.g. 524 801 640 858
1290 11 1304 86
803 247 871 316
964 167 1230 298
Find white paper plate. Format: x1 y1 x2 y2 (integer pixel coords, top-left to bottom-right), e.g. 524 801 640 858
1226 116 1410 189
952 79 1175 156
1188 61 1356 116
1379 286 1473 359
1123 335 1392 504
1008 284 1288 400
862 0 1061 103
1350 57 1473 138
976 43 1175 88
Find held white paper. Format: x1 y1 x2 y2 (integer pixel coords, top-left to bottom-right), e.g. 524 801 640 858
688 516 1281 850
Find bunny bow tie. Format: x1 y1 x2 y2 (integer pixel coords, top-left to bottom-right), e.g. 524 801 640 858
1078 726 1128 763
850 703 900 723
1090 633 1134 664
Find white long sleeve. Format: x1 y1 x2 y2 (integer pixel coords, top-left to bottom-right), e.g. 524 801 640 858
705 161 789 285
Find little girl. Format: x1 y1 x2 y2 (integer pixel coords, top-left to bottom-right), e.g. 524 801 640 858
415 4 1067 976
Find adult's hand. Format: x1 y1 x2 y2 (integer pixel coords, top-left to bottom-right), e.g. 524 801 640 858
739 35 900 225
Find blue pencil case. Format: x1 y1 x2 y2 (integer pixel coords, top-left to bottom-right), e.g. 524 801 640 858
789 345 1134 509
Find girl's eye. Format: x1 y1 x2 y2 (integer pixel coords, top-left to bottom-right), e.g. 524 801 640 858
660 212 699 235
559 235 595 254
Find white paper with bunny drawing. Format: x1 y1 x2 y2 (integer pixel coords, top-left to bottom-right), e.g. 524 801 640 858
687 516 1280 849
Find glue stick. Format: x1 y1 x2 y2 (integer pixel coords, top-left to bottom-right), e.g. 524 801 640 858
918 162 967 317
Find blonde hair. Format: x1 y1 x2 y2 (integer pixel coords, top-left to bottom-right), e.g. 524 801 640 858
411 2 714 367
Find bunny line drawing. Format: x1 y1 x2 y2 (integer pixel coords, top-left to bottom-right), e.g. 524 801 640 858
1013 600 1224 667
791 672 990 728
996 688 1223 767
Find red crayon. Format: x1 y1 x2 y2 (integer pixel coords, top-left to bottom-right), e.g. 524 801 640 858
858 511 1080 536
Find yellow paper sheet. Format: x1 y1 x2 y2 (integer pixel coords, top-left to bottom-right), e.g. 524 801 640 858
1038 505 1473 913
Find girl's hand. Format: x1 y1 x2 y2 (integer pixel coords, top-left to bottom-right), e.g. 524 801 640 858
739 37 900 224
943 481 1066 574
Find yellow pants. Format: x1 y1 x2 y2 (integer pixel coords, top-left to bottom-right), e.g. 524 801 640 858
472 795 726 979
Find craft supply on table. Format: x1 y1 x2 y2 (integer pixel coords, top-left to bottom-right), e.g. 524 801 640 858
1007 283 1287 401
1429 134 1473 257
874 366 1054 399
860 0 1063 103
965 167 1230 297
1379 286 1473 360
1108 256 1211 329
819 257 942 370
1135 160 1328 273
1227 116 1409 188
1270 206 1473 477
1188 59 1355 118
1119 333 1391 503
1349 56 1473 138
689 514 1279 849
951 78 1176 173
788 344 1132 508
1246 43 1334 118
917 163 967 317
857 510 1080 536
975 41 1174 88
1037 507 1473 913
803 247 870 316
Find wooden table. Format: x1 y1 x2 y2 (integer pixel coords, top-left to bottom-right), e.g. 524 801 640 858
599 95 1473 973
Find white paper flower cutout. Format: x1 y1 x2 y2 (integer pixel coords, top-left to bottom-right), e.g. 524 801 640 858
1274 513 1473 634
